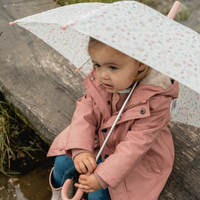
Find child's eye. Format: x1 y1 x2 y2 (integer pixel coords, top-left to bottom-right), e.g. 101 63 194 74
110 66 118 70
94 64 101 68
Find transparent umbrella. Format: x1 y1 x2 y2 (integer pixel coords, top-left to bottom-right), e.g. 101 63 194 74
9 1 200 129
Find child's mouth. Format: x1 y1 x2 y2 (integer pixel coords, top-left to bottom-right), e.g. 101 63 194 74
102 83 113 89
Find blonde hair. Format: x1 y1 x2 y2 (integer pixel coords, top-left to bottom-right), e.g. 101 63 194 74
88 37 149 82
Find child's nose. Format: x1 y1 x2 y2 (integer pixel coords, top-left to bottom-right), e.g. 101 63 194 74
100 70 109 79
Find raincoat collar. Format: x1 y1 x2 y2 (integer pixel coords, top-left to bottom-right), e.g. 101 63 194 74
118 88 132 94
83 70 112 121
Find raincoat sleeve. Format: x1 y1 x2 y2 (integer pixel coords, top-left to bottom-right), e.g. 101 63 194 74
95 95 172 189
65 93 98 157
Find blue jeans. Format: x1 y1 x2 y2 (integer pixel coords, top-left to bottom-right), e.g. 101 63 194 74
52 155 111 200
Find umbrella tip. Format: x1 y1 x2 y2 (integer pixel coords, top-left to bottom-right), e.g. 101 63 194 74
75 66 82 73
167 1 181 19
175 1 181 6
61 25 69 30
9 22 16 26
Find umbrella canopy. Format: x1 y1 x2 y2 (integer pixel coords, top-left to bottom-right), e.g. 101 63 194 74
10 1 200 128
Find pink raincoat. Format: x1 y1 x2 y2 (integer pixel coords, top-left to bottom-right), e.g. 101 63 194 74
47 69 179 200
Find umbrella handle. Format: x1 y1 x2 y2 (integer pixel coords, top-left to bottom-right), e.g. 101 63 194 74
61 179 84 200
167 1 181 19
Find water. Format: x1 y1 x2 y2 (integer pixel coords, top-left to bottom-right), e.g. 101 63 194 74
0 158 54 200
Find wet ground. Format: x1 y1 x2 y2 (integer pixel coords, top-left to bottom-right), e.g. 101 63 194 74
0 90 54 200
0 125 54 200
0 158 53 200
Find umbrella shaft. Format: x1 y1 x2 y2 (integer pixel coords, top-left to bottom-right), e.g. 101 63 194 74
95 81 138 162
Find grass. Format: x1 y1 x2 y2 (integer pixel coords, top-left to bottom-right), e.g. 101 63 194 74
53 0 189 21
54 0 161 7
0 93 43 176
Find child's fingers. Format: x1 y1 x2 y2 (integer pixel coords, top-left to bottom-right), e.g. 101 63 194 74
79 174 89 181
74 162 81 173
74 183 95 193
88 156 97 170
78 177 88 185
77 162 87 174
84 159 96 173
74 183 88 189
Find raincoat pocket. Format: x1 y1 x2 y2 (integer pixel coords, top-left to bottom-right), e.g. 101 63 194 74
145 150 162 177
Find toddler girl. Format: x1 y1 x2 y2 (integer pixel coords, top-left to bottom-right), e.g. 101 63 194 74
47 37 179 200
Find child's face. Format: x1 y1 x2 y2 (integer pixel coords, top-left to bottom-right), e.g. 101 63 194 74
89 44 140 93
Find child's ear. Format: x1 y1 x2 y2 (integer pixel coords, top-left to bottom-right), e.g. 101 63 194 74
138 62 147 72
135 62 149 81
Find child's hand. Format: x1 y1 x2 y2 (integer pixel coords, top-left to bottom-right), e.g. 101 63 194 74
74 152 97 174
75 173 102 193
